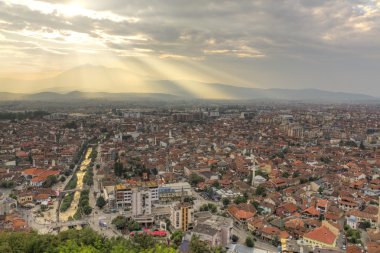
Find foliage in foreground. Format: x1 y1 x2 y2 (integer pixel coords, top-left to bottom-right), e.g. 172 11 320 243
0 228 177 253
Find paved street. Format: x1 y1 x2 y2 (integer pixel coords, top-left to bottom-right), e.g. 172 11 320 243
232 225 278 253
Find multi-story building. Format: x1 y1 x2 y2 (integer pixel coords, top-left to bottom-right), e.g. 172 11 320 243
115 184 132 209
132 187 159 216
171 202 194 231
114 182 159 216
158 182 192 201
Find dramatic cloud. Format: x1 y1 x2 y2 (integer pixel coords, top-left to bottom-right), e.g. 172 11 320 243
0 0 380 95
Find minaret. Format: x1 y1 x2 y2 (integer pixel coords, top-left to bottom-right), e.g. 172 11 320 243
251 154 256 186
377 196 380 233
169 130 174 144
165 154 169 172
181 186 184 203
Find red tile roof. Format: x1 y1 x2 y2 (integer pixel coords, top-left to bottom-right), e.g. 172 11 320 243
31 170 59 183
228 203 256 220
302 206 320 216
303 226 337 245
317 199 329 208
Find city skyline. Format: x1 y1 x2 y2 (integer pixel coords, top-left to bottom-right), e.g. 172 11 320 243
1 0 380 96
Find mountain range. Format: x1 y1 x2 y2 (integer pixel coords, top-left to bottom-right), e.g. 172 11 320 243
0 65 377 102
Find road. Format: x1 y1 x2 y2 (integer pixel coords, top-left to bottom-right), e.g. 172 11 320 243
191 188 223 210
232 225 278 253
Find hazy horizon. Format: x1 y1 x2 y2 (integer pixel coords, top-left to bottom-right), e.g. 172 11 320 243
1 0 380 97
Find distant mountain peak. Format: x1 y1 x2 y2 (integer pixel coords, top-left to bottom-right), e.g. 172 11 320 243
0 64 377 101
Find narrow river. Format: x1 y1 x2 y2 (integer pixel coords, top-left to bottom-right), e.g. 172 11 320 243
60 148 93 221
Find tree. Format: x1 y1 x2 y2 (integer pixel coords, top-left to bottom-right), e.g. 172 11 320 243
43 175 58 188
256 170 269 179
231 234 239 243
320 156 331 164
127 220 140 231
200 203 217 213
282 172 290 178
222 198 230 206
190 235 212 253
114 162 124 177
273 236 281 246
360 221 371 229
234 195 247 204
131 234 156 249
0 181 15 188
293 171 300 178
112 216 128 230
360 141 365 150
251 201 259 209
245 237 254 248
212 180 220 188
82 205 93 215
189 173 204 186
60 176 66 182
165 218 171 230
9 193 17 200
184 196 195 204
96 196 107 209
0 227 178 253
255 184 266 196
170 230 184 248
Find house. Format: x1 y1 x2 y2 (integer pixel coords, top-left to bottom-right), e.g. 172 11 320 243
194 212 233 247
303 226 338 249
247 218 265 232
284 218 307 239
34 193 50 205
276 202 298 217
0 214 28 231
302 206 320 218
346 209 377 229
190 223 222 247
257 225 281 242
228 203 256 224
22 168 60 187
18 192 34 206
316 199 329 214
0 197 17 215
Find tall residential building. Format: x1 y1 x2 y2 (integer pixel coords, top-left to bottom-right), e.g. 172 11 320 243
171 202 194 231
114 182 159 216
132 187 158 216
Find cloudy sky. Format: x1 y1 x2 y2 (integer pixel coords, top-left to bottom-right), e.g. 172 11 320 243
0 0 380 95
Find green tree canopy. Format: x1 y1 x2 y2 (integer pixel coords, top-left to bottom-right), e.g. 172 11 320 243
245 237 254 248
96 196 107 209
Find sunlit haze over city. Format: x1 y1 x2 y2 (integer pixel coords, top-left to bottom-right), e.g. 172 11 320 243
1 2 380 253
0 0 380 96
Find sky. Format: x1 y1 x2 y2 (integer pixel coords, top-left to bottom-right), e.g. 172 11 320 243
0 0 380 95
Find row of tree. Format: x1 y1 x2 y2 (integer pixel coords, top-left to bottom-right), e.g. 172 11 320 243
0 111 49 120
60 172 78 212
0 228 177 253
73 189 92 219
83 166 94 186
